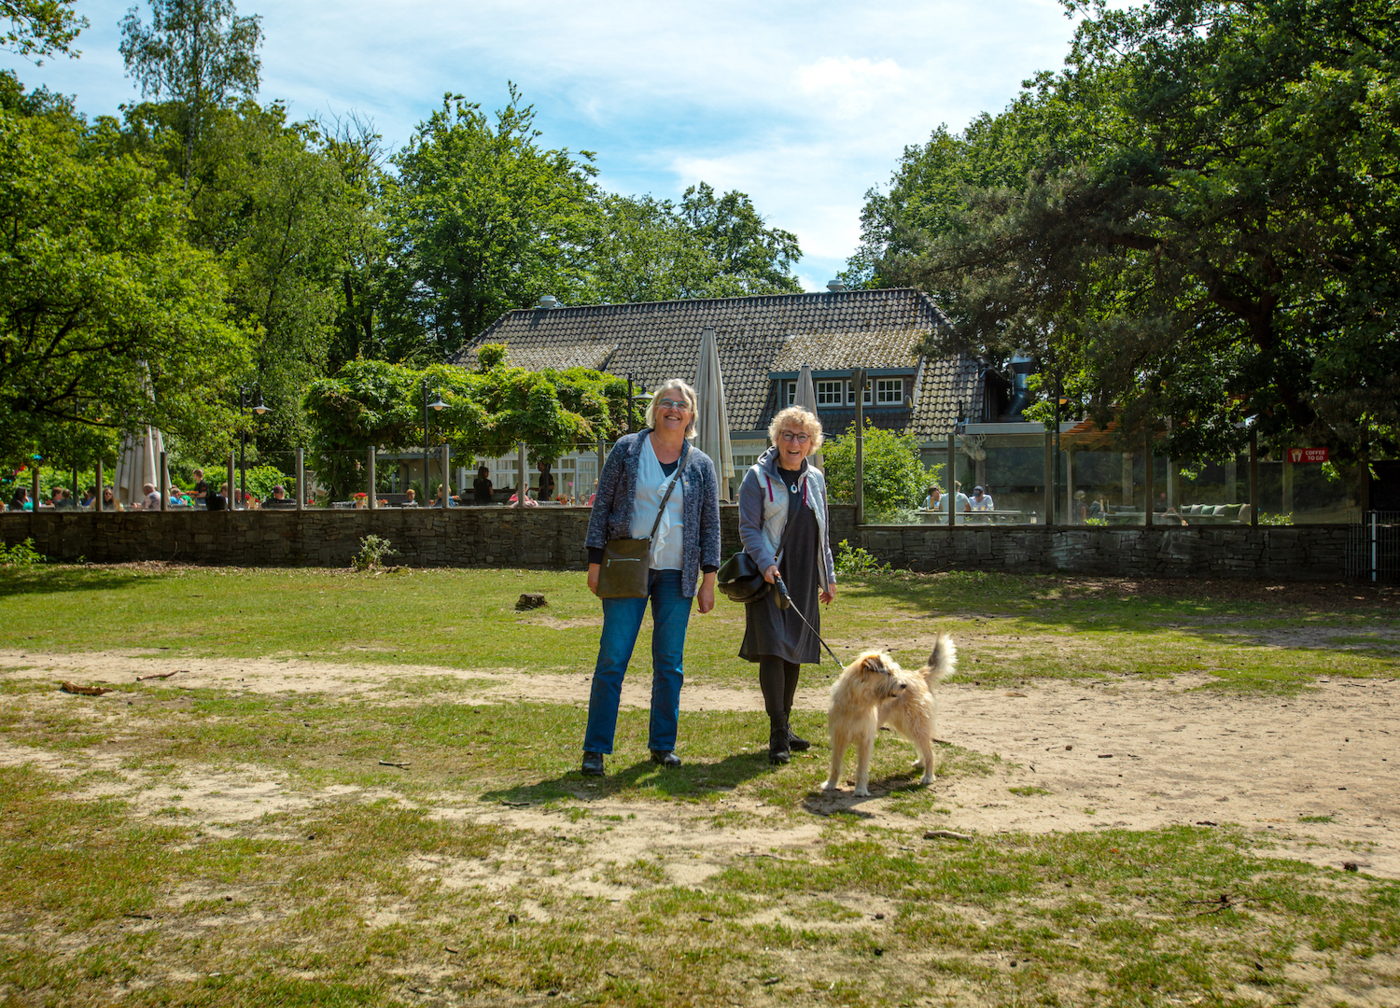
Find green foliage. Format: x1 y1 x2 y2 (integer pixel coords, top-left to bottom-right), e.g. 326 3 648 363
822 421 938 519
832 539 891 579
0 93 251 476
351 534 397 572
120 0 263 183
892 0 1400 471
236 463 291 502
384 86 599 359
0 0 86 61
587 190 802 303
0 537 44 566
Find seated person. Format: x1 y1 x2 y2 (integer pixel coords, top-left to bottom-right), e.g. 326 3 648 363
263 484 296 508
205 484 227 511
8 487 32 511
473 465 493 505
140 483 162 510
431 484 454 508
402 488 419 507
969 486 994 511
79 486 97 509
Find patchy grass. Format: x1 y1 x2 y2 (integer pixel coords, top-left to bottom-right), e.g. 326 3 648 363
2 566 1395 694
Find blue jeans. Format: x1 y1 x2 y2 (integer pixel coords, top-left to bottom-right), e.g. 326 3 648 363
583 569 693 755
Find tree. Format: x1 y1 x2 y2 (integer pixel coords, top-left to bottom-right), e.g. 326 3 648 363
120 0 262 183
586 191 805 303
384 87 600 360
0 97 251 473
897 0 1400 469
678 182 802 294
2 0 85 61
822 422 936 520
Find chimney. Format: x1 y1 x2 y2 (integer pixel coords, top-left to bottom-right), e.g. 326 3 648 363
535 295 560 309
826 280 847 292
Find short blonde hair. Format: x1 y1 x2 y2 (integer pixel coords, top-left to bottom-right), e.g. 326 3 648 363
645 380 699 438
768 406 823 451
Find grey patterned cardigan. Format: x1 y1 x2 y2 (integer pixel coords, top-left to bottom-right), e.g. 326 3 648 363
585 430 722 598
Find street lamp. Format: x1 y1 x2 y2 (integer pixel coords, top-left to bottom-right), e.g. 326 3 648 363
239 386 272 509
422 379 447 502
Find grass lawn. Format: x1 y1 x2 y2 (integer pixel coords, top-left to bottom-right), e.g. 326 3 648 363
1 563 1397 1006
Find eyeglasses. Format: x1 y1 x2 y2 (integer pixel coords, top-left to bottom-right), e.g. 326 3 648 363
657 398 690 411
780 431 810 444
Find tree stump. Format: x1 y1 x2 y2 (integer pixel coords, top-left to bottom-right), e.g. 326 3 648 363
515 593 547 611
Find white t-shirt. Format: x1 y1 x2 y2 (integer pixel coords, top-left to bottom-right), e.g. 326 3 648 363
970 493 994 511
629 436 685 571
144 491 162 510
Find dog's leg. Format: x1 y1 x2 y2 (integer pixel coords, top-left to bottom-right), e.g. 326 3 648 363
853 733 874 797
915 735 936 785
821 731 846 792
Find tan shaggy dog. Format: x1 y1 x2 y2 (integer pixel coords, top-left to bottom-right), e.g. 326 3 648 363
820 633 956 797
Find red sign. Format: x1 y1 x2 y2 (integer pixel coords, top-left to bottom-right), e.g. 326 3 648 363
1287 447 1329 463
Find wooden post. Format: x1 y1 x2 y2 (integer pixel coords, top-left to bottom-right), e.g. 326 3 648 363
517 442 528 506
1043 431 1054 526
949 432 960 528
226 453 236 518
441 443 451 504
1144 430 1154 528
1249 428 1259 527
95 460 104 512
159 451 168 511
295 448 305 512
367 447 377 509
852 368 865 525
32 468 40 510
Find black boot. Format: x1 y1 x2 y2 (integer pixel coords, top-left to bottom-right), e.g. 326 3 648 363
768 714 791 765
787 723 811 752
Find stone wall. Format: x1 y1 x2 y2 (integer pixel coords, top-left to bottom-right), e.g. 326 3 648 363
0 505 1351 579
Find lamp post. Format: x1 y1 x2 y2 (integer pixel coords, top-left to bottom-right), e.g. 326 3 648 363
239 386 271 509
422 379 447 502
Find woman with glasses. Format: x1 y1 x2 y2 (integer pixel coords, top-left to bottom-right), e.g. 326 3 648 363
737 406 836 764
580 380 722 777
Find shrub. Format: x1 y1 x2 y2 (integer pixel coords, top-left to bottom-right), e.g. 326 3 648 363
0 538 45 567
352 535 398 572
833 539 891 578
822 421 939 520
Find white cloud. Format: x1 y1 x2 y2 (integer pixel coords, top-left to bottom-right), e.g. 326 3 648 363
7 0 1086 279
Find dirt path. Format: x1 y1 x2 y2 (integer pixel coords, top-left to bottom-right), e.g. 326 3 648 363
3 649 1396 879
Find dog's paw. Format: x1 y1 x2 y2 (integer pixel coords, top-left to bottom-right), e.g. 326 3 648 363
919 772 934 786
852 786 871 797
819 779 838 792
911 759 925 770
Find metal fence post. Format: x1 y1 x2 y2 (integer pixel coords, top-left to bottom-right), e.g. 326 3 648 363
159 451 168 511
226 453 236 518
852 368 865 525
367 447 377 509
1249 428 1259 527
95 460 104 512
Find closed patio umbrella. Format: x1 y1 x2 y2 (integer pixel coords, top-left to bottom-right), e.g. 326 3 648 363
693 326 735 502
792 364 825 472
114 426 170 508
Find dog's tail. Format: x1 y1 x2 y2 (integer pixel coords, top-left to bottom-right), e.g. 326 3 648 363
923 631 956 685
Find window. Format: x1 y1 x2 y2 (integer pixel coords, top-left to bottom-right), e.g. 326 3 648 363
816 380 843 405
876 378 904 405
784 381 796 405
846 381 872 406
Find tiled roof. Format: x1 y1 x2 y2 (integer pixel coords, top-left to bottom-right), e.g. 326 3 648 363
454 288 983 439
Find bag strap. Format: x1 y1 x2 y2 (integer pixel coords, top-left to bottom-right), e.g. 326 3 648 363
646 440 688 541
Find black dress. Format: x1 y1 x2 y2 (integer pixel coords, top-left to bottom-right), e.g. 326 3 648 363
739 476 821 664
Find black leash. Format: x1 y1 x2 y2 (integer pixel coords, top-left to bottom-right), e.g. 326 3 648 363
773 575 844 668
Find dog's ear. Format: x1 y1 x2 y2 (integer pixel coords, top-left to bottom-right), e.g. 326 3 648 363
860 654 886 676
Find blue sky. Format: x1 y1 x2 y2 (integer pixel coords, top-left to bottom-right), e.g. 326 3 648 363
8 0 1085 293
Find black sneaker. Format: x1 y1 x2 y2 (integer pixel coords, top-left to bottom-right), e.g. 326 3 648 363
581 752 604 776
650 750 681 767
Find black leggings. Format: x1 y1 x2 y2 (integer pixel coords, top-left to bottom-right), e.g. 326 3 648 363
758 656 800 718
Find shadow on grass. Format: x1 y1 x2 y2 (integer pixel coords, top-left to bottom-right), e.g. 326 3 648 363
482 749 784 805
0 566 170 598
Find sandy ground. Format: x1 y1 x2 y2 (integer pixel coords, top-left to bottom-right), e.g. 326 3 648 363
2 648 1397 882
